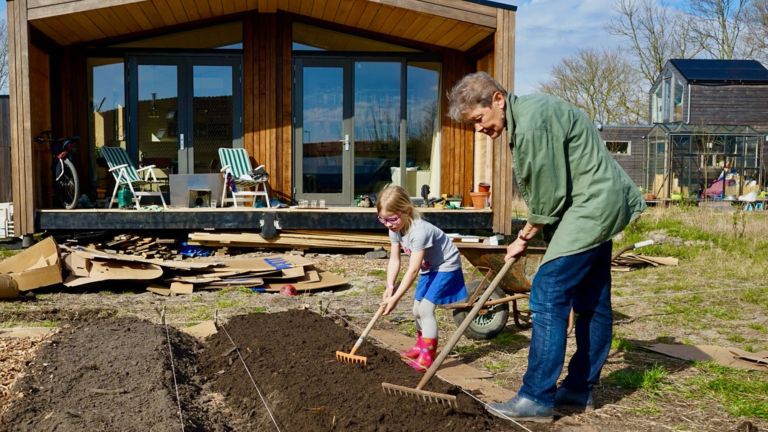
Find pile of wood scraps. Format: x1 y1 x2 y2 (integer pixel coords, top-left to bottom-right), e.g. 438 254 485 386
187 230 391 250
59 244 348 295
611 253 678 272
61 234 180 260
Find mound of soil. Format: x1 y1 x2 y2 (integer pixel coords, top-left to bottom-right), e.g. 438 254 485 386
0 317 229 432
201 310 517 431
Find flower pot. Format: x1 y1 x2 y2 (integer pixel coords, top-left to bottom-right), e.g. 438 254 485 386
478 182 491 193
643 193 655 200
469 191 490 210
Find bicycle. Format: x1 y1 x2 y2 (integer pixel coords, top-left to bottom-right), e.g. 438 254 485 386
35 130 80 210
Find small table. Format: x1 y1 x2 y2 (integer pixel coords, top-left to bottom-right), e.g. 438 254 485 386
169 174 224 208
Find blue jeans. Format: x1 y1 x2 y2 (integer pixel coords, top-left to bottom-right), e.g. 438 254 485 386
518 241 613 407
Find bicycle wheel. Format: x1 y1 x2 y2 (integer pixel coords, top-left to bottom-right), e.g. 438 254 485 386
55 158 80 210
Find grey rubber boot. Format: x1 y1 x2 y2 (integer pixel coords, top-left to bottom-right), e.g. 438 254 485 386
486 395 554 423
554 386 594 411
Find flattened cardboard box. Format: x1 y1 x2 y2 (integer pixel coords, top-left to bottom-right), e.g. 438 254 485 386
0 237 63 291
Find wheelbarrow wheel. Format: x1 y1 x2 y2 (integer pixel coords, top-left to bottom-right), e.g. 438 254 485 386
452 287 510 340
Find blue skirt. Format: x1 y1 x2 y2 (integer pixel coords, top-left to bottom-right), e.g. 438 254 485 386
414 269 467 305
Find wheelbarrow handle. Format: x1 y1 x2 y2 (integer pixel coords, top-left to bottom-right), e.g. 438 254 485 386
416 257 520 391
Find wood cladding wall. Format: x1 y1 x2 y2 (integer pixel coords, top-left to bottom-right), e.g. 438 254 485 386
492 9 514 235
440 49 474 209
0 98 10 203
243 12 292 203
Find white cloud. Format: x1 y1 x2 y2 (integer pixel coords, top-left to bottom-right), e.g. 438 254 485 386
498 0 626 95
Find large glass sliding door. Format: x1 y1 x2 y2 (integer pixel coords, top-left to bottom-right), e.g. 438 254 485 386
294 58 353 205
129 55 242 174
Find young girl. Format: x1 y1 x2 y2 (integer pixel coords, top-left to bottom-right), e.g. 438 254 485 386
377 186 466 372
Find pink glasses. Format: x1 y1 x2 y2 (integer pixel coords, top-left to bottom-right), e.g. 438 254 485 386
377 211 403 224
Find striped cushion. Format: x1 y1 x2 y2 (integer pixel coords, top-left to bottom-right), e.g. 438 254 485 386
101 146 141 184
218 148 252 179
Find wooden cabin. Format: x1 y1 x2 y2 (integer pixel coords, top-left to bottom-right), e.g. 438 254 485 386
6 0 518 240
601 59 768 199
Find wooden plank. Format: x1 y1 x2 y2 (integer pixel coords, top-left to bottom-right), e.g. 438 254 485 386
287 0 302 14
389 9 418 36
458 27 493 51
234 0 249 13
418 0 498 18
355 2 380 29
7 0 22 234
322 0 341 21
54 15 91 43
30 20 68 45
138 2 167 29
445 25 478 50
124 3 154 31
299 0 314 17
370 0 495 28
28 0 147 21
401 12 431 40
70 11 108 41
243 12 255 158
268 0 277 12
310 0 325 19
366 4 394 33
208 0 224 16
333 0 354 23
413 16 445 42
194 0 213 19
423 18 456 45
343 0 367 26
82 9 119 38
222 0 237 15
180 0 202 21
435 21 470 46
35 18 82 45
376 5 405 34
165 0 190 23
97 7 135 34
280 15 292 201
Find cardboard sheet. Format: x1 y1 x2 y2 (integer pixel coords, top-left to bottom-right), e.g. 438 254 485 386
170 282 194 295
263 270 347 292
0 237 63 291
643 343 768 371
180 320 218 339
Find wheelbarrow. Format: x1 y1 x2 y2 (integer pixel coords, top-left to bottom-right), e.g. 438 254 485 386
444 245 546 340
448 239 654 340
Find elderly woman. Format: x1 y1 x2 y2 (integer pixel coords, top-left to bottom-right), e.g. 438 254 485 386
448 72 645 422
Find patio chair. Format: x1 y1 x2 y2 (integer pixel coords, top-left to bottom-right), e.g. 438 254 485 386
101 146 168 210
738 191 758 211
218 148 270 208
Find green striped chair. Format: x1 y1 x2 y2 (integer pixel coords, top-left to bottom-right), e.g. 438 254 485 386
218 148 270 208
101 146 167 210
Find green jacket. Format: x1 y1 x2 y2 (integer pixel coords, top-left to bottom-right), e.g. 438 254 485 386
506 93 646 265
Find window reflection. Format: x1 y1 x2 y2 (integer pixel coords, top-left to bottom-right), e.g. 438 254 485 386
302 67 344 194
405 62 440 197
293 23 418 52
88 58 126 198
354 62 401 196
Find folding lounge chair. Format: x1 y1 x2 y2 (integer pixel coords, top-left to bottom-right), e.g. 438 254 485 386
218 148 270 208
101 146 168 210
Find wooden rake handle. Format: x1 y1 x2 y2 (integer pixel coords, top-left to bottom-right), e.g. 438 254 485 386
416 256 520 391
349 306 385 356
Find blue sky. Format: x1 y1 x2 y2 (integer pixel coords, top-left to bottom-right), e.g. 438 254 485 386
495 0 628 95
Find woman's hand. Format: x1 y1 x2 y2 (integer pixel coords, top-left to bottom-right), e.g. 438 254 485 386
380 296 400 315
504 238 528 261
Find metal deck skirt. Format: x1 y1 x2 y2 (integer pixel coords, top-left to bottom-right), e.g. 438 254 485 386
36 208 493 231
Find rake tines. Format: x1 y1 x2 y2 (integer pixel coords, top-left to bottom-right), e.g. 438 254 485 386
381 382 458 408
335 306 384 366
335 350 367 366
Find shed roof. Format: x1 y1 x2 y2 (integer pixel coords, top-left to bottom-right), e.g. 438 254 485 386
669 59 768 84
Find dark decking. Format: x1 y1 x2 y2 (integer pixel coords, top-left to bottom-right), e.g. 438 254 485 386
36 207 493 232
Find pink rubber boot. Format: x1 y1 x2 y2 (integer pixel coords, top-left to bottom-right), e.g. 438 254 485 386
408 337 437 373
399 331 422 359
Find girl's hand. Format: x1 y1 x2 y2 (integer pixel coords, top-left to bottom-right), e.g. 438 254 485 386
382 285 394 301
380 296 399 315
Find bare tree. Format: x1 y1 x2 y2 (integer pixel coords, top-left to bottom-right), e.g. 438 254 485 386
606 0 702 86
535 48 648 125
0 21 7 94
743 0 768 63
689 0 753 59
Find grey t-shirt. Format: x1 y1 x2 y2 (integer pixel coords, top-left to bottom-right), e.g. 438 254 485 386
389 219 462 274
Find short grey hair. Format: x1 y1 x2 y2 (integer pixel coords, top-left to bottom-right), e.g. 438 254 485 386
447 72 507 122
